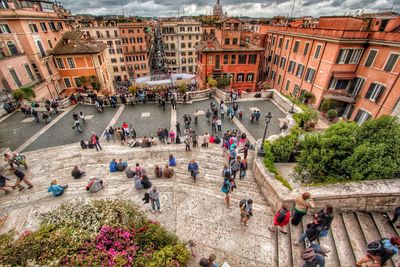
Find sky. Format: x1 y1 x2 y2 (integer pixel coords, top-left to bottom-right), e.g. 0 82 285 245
59 0 399 18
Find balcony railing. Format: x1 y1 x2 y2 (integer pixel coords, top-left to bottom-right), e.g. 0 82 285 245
323 89 356 103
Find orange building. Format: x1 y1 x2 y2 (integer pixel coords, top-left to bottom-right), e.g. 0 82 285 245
118 23 150 79
0 0 72 100
260 13 400 123
196 18 264 91
51 31 114 95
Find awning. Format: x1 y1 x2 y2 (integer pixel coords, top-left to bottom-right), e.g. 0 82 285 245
332 72 356 79
323 94 355 103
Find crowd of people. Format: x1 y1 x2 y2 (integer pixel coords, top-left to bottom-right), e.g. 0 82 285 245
17 99 59 124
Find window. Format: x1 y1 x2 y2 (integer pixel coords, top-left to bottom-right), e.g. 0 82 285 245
336 48 363 64
67 57 75 68
36 40 45 57
29 24 38 33
293 84 300 96
63 77 71 87
280 57 286 68
231 55 236 64
111 58 117 63
1 0 9 9
208 55 213 65
114 30 118 37
24 64 35 82
48 22 56 31
272 36 275 45
285 80 290 91
293 40 300 53
0 24 11 33
47 40 53 49
10 69 22 87
383 53 399 72
223 55 229 64
365 83 385 102
285 39 289 49
364 50 377 67
305 68 315 83
113 66 119 72
271 71 276 81
273 55 279 65
74 77 82 87
57 22 63 30
348 77 365 97
246 73 254 82
248 54 257 64
121 66 126 72
314 44 322 58
98 55 102 65
181 36 184 41
237 73 244 82
45 61 52 76
232 38 238 45
303 43 310 56
180 27 185 32
7 41 18 55
329 78 350 90
224 38 230 45
120 57 124 62
354 109 371 125
181 43 186 49
238 54 247 64
106 30 110 38
55 58 64 68
278 38 283 48
215 55 221 69
288 61 296 73
277 74 281 84
296 64 304 77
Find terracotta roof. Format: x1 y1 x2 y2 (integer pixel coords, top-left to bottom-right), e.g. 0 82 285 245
195 37 264 52
215 17 242 24
51 30 106 55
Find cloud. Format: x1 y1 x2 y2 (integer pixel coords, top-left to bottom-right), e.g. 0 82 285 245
59 0 400 17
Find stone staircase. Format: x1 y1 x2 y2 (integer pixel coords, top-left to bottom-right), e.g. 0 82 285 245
0 143 399 267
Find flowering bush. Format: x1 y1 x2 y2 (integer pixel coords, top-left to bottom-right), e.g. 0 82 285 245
0 200 190 266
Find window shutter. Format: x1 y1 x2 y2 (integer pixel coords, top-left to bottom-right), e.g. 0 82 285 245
354 110 362 122
336 49 344 63
347 105 355 119
375 86 385 103
365 84 374 99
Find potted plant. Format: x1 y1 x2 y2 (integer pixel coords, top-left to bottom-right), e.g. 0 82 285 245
326 109 338 121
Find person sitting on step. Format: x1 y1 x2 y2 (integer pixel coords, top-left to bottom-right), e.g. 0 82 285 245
86 177 104 193
117 158 128 172
71 165 85 179
48 180 68 197
125 167 135 178
163 164 174 178
109 159 118 172
154 165 163 178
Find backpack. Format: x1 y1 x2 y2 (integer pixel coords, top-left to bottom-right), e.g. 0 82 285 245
86 179 96 191
239 199 247 209
223 168 231 179
367 239 387 256
221 180 230 194
301 248 316 262
276 209 287 224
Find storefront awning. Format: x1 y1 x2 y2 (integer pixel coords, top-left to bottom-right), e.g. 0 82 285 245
332 72 356 79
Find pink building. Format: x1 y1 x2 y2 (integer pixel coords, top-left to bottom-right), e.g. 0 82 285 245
0 0 72 100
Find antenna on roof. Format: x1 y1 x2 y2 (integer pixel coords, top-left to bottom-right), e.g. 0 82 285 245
290 0 296 18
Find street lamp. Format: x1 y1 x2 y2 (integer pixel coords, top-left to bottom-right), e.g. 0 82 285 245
257 112 273 157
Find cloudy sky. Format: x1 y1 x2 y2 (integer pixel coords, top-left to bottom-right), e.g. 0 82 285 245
60 0 399 18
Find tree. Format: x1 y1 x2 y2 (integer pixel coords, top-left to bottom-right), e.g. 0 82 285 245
216 76 230 88
12 85 36 101
178 83 187 95
89 75 101 91
207 77 217 88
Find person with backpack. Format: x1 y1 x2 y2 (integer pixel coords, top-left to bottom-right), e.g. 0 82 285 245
109 159 118 172
228 146 237 165
294 221 322 247
222 164 232 180
188 159 199 181
356 237 400 267
301 243 330 267
168 154 177 167
125 167 135 178
239 157 247 180
221 177 234 209
269 204 291 234
240 199 253 226
86 177 104 193
313 204 334 238
291 192 315 226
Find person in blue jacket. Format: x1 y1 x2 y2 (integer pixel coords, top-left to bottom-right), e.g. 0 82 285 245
188 159 199 181
48 180 68 197
168 154 176 167
109 158 118 172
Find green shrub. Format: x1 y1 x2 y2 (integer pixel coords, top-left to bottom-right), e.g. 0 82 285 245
320 99 334 112
263 141 293 190
146 243 191 267
271 125 301 162
326 109 338 120
293 108 319 128
12 85 36 101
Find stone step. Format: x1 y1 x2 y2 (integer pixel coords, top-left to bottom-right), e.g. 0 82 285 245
386 211 400 237
342 213 366 263
289 221 304 267
330 214 356 267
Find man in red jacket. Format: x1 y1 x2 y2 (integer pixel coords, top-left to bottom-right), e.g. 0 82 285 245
91 132 102 151
269 203 291 234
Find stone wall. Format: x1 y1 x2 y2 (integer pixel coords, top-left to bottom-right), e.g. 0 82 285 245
252 157 400 212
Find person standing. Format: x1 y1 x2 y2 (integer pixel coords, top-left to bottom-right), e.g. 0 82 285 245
206 109 212 122
192 131 198 148
32 109 40 122
220 105 225 120
314 204 334 237
203 132 210 148
184 134 191 152
79 111 86 123
269 204 291 234
91 132 102 151
221 177 234 209
104 129 111 142
384 206 400 229
149 187 161 213
240 199 253 226
239 157 247 180
302 243 330 267
176 121 181 136
72 118 82 133
169 129 176 143
230 156 241 179
239 143 249 160
291 192 315 226
211 117 217 133
188 159 199 181
12 168 33 191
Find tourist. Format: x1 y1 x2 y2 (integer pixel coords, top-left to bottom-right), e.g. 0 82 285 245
117 158 128 171
104 129 111 142
269 204 291 234
122 121 130 136
141 175 152 189
169 129 176 143
86 177 104 193
211 117 217 133
0 174 12 194
163 164 174 178
208 254 219 267
188 159 199 181
294 221 322 247
291 192 315 226
228 145 237 165
239 107 244 120
47 180 68 197
206 109 212 122
384 206 400 229
125 166 135 178
221 177 234 209
149 186 161 213
109 159 118 172
239 157 247 180
230 156 241 179
356 237 400 267
314 204 334 237
184 134 191 151
4 152 28 170
71 165 85 179
192 131 198 148
222 163 232 180
280 121 288 132
72 118 82 133
42 112 50 123
239 143 249 160
302 243 330 267
194 110 198 125
108 126 115 139
134 175 143 190
154 165 163 178
32 109 39 122
12 168 33 191
79 111 86 123
134 163 145 177
203 132 210 148
240 199 253 226
176 121 181 136
168 154 176 166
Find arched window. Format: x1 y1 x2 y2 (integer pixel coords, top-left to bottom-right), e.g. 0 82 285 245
36 40 45 57
7 41 18 55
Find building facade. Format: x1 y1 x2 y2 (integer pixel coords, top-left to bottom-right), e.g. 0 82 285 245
118 22 150 79
51 30 114 95
161 19 202 74
196 18 264 91
260 14 400 123
0 0 72 100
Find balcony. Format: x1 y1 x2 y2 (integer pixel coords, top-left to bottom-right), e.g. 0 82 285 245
0 52 26 61
323 89 355 103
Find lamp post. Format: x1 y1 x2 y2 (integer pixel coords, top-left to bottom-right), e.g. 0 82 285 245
257 112 273 157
